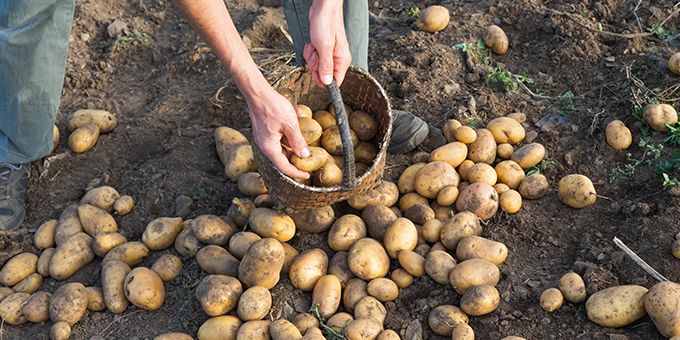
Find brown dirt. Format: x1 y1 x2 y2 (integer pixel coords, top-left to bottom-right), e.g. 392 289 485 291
2 0 679 339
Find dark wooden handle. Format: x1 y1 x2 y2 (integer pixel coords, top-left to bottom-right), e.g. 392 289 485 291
327 79 356 189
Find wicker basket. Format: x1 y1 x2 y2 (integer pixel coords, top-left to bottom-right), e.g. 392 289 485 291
252 66 393 213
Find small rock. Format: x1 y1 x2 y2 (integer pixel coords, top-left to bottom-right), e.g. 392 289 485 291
513 285 530 300
467 97 477 115
175 195 193 217
668 185 680 197
151 173 163 181
444 83 461 95
282 301 295 319
525 130 538 143
597 253 606 261
512 310 523 318
636 202 651 216
404 320 422 340
81 33 91 42
493 17 502 25
501 320 509 326
541 317 551 325
465 73 480 84
107 19 129 38
478 315 499 325
609 251 625 264
608 334 628 340
501 289 511 302
527 280 541 288
631 277 648 285
85 178 103 191
573 261 597 274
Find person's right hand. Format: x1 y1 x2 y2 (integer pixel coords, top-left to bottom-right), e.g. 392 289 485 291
247 88 311 179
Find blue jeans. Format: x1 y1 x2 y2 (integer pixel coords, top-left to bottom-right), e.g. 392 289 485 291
0 0 75 164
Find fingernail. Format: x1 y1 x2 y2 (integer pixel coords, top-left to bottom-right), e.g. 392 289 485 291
322 74 333 85
300 147 311 158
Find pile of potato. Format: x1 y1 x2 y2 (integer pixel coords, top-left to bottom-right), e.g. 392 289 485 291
65 109 118 154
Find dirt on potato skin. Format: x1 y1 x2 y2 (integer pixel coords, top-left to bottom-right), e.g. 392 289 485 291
1 0 679 339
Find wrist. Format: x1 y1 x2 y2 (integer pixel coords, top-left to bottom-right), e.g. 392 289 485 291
230 64 271 106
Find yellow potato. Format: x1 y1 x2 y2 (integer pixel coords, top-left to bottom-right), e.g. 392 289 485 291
281 242 299 273
0 252 38 286
451 323 475 340
313 160 343 187
297 117 323 145
228 232 262 259
214 127 256 182
312 275 342 318
511 143 546 169
457 160 475 182
321 126 358 155
415 162 460 199
271 319 303 340
420 219 442 244
50 232 95 280
192 214 237 245
238 238 285 289
68 123 100 153
468 163 497 185
195 274 242 316
237 320 271 339
113 195 134 215
198 315 242 340
51 322 71 340
154 333 193 340
327 214 366 251
249 208 296 242
507 112 526 123
354 296 387 325
428 305 469 336
327 313 354 333
288 249 329 291
645 281 680 337
456 183 499 220
55 204 84 246
585 285 648 328
237 172 268 197
313 110 337 130
559 272 587 303
540 288 564 313
415 5 450 33
102 241 149 266
431 142 468 167
377 330 399 340
495 160 525 189
456 236 508 265
383 218 418 258
425 250 457 285
497 143 514 159
22 291 51 323
175 228 201 257
643 103 678 132
454 126 477 144
367 278 399 302
493 183 511 195
343 278 368 313
225 198 253 228
435 185 459 206
237 286 272 321
362 205 397 240
91 232 127 257
460 284 500 316
440 211 482 250
348 238 390 280
152 254 183 282
518 173 549 200
293 313 319 335
102 260 131 313
78 203 118 236
81 186 120 212
12 273 43 294
449 258 500 294
500 189 522 214
605 120 632 150
67 109 117 133
34 219 58 249
398 163 426 194
355 142 378 164
328 251 354 287
124 267 165 311
37 248 55 277
295 104 313 118
0 287 14 301
49 282 88 325
468 129 497 164
391 268 414 288
142 217 184 250
403 204 435 225
487 117 525 144
350 110 379 141
558 174 596 208
673 239 680 259
0 292 30 325
398 192 428 212
670 52 680 75
52 124 60 152
343 318 383 339
443 119 463 142
291 146 330 172
483 25 509 55
85 286 106 312
347 181 399 210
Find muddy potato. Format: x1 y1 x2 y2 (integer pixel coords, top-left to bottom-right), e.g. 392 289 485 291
329 252 354 287
192 214 237 246
77 203 118 236
270 319 302 340
456 183 499 220
354 142 378 164
312 275 342 318
124 267 165 311
449 259 500 295
391 268 414 288
511 143 545 169
321 126 358 155
412 151 431 163
404 204 435 225
175 228 201 257
425 250 457 285
55 204 83 246
67 109 117 132
460 284 500 316
415 162 460 199
428 305 469 336
585 285 647 328
295 104 313 118
362 205 397 240
348 238 390 280
398 192 428 212
86 286 106 312
49 282 87 325
343 318 383 339
51 322 71 340
518 173 549 200
443 119 463 142
197 245 240 277
303 328 325 340
348 181 399 210
34 219 58 249
383 218 418 259
391 206 402 218
227 197 255 227
457 160 474 182
103 241 149 266
50 232 95 280
487 117 525 144
435 186 458 206
102 260 131 313
291 206 335 234
558 174 596 208
451 323 475 340
22 291 51 323
68 123 100 153
467 163 497 185
291 146 330 172
237 286 272 321
431 142 468 168
670 52 680 75
237 320 271 339
196 274 242 316
673 239 680 259
254 194 272 208
500 189 522 214
354 296 388 325
645 281 680 337
440 211 482 250
229 232 261 259
289 249 329 291
350 110 378 141
376 329 400 340
328 214 366 251
643 103 678 132
468 129 497 164
247 207 296 243
367 278 399 302
237 172 268 197
415 5 450 33
398 250 425 277
327 313 354 333
559 272 587 303
281 243 299 273
0 252 38 286
493 183 511 195
496 143 514 160
495 160 525 189
293 313 319 335
154 333 193 340
142 217 183 251
454 126 477 144
313 159 343 187
483 24 509 55
152 254 183 282
198 315 242 340
81 186 120 212
313 110 336 130
0 292 30 325
343 278 368 312
113 195 134 216
456 236 508 265
13 273 43 294
605 120 633 150
398 163 426 194
540 288 564 313
239 238 285 289
37 248 55 277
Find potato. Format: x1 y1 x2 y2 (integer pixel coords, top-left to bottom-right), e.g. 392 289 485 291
511 143 545 169
442 119 463 142
49 232 94 280
440 211 482 250
49 282 87 325
199 315 242 340
433 186 458 207
86 286 106 311
196 245 240 277
68 123 99 153
397 193 427 212
483 25 509 55
428 305 469 336
298 117 323 145
449 259 500 294
415 5 450 33
367 278 399 302
349 110 378 141
142 217 183 250
313 110 336 130
500 190 522 214
93 231 127 257
249 208 296 242
112 195 134 216
329 251 354 287
239 238 285 289
398 163 426 194
51 322 71 340
52 125 60 151
643 103 678 132
77 203 118 237
281 242 299 273
354 296 387 325
673 239 680 260
518 173 549 200
237 286 272 321
102 260 131 313
451 324 475 340
34 219 58 249
237 172 268 197
321 126 358 155
55 204 84 246
312 159 343 187
0 292 30 325
214 127 257 181
36 248 55 277
456 183 499 220
348 238 390 280
296 104 313 118
0 287 12 302
81 185 120 212
645 281 680 337
397 250 425 277
467 163 497 185
558 174 596 208
585 285 647 328
289 249 329 291
21 291 50 323
227 197 255 227
67 109 117 133
457 160 475 182
293 313 319 335
175 228 202 257
354 142 378 164
404 204 435 225
670 52 680 75
103 241 149 266
303 328 325 340
291 206 335 234
605 120 633 150
362 205 397 240
270 319 303 340
152 254 183 282
254 194 272 208
237 320 271 339
311 275 342 318
391 268 414 288
343 278 368 313
348 181 399 210
124 267 165 311
13 273 43 294
460 284 500 316
496 143 513 160
195 274 242 316
192 214 237 246
383 218 418 259
468 129 496 164
154 333 193 340
390 206 402 218
451 126 475 144
423 250 456 285
559 272 587 303
0 252 38 287
228 232 261 260
540 288 563 313
493 183 511 195
456 236 508 265
495 160 525 190
291 146 330 172
327 312 354 333
415 162 460 199
487 117 525 144
431 142 468 168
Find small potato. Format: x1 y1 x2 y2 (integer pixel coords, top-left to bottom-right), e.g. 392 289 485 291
497 143 513 159
293 313 319 335
67 109 117 133
328 214 366 251
495 160 525 189
559 272 587 303
350 110 378 141
486 117 525 144
81 186 120 212
271 319 303 340
508 112 526 123
303 328 325 340
348 238 390 280
670 52 680 75
34 219 58 249
238 172 268 197
586 285 648 328
540 288 564 313
518 173 549 200
55 204 84 246
198 315 242 340
468 163 497 185
362 205 397 240
313 110 336 130
344 318 383 340
431 142 468 168
49 282 88 325
22 291 51 323
605 120 633 150
643 103 678 132
77 203 118 236
113 195 134 215
321 126 358 155
102 241 149 266
254 194 272 208
328 251 355 287
460 284 500 316
422 220 443 244
0 252 38 286
12 273 43 294
443 119 463 142
196 275 242 316
354 296 387 325
192 214 237 245
645 281 680 338
425 250 457 285
238 238 285 289
451 323 475 340
440 211 482 250
415 5 450 33
197 246 240 277
68 123 100 153
398 250 425 277
288 249 329 291
454 126 477 144
0 292 30 325
391 268 414 288
86 286 106 312
152 254 183 281
291 206 335 234
312 275 342 318
355 142 378 164
404 204 435 225
102 260 131 313
51 321 72 340
367 278 399 302
291 146 330 172
456 183 499 220
296 104 313 118
53 125 61 151
154 333 193 340
412 151 431 163
174 228 201 257
237 286 272 321
500 190 522 214
428 305 469 336
415 162 460 199
457 160 475 181
558 174 596 208
37 248 55 277
229 232 262 259
456 236 508 265
281 243 299 273
384 218 418 259
227 198 255 227
142 217 184 251
313 159 343 187
298 117 323 145
348 181 399 210
124 267 165 311
0 287 13 301
398 163 427 194
377 330 399 340
511 143 545 169
467 129 497 164
494 183 511 195
237 320 271 340
343 278 368 313
50 232 95 280
449 259 500 294
399 192 429 212
223 144 257 182
483 25 509 55
436 186 459 206
673 239 680 259
327 313 354 333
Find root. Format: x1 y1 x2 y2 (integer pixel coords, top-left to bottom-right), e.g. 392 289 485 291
613 237 669 282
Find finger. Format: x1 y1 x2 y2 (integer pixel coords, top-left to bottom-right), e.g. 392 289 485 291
262 143 310 179
282 121 310 158
333 43 352 86
315 38 335 86
307 51 323 87
303 44 315 67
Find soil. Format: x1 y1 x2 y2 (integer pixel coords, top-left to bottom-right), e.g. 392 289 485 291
1 0 679 339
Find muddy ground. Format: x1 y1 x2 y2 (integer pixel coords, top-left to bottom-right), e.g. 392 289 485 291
1 0 679 339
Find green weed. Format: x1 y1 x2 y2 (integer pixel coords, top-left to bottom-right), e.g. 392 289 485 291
525 158 556 176
648 25 672 40
115 31 151 46
465 116 483 128
664 123 680 146
662 173 680 188
309 304 345 340
406 6 420 24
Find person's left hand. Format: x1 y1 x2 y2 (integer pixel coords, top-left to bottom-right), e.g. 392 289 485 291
305 0 352 88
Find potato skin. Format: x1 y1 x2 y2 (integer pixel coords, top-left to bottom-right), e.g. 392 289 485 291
456 236 508 265
425 250 457 285
398 250 425 277
81 186 120 212
321 126 358 155
142 217 184 250
288 249 329 291
518 173 549 200
291 146 330 172
197 245 240 277
391 268 414 288
175 228 202 257
559 272 587 303
585 285 648 328
349 110 378 141
0 292 30 325
540 288 564 313
496 143 514 159
237 286 272 321
367 278 399 302
34 219 58 249
291 206 335 234
93 232 128 257
449 259 500 294
67 109 117 133
431 142 468 168
227 197 255 227
643 103 678 132
271 319 303 340
415 5 450 33
238 238 285 289
362 205 397 240
55 204 84 246
645 281 680 337
456 182 499 220
237 320 271 339
605 120 633 150
68 123 100 153
196 275 243 316
443 119 463 142
670 52 680 75
499 189 522 214
102 260 131 313
455 126 477 144
511 143 546 169
398 163 426 194
484 25 509 55
50 282 88 325
51 322 72 340
86 286 106 311
348 238 390 280
0 252 38 286
312 275 342 319
192 214 237 246
78 203 118 236
428 305 469 336
558 174 596 208
468 129 497 164
238 172 267 198
495 160 525 189
440 211 482 250
415 162 460 199
113 195 134 216
383 218 418 259
487 117 525 144
354 142 378 164
354 296 387 325
343 278 368 313
348 181 399 210
198 315 242 340
22 291 51 323
467 163 497 186
124 267 165 311
50 232 95 280
37 248 55 277
103 241 149 266
460 284 500 316
12 272 43 294
344 318 383 339
328 251 355 287
328 215 367 251
249 208 296 242
152 254 183 281
313 110 337 130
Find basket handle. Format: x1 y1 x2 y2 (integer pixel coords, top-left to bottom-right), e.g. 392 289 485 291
327 79 356 189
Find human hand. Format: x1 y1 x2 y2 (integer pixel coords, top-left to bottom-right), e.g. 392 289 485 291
305 0 352 87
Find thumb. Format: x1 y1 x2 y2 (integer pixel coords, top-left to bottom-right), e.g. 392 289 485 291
283 123 310 158
316 42 335 86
